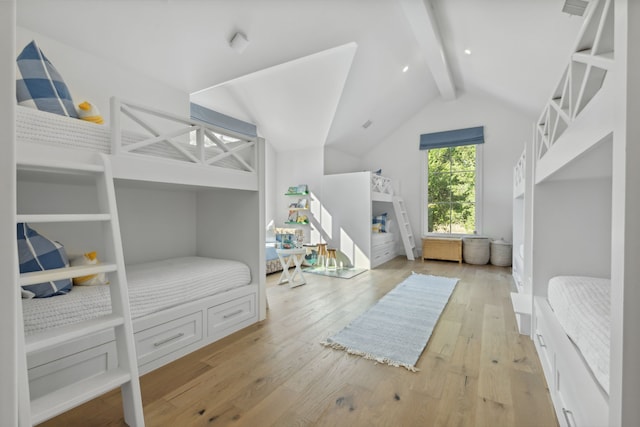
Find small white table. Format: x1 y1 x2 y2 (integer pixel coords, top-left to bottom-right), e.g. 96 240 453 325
276 248 307 288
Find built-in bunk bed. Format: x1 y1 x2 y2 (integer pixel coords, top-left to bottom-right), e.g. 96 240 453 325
512 148 526 292
524 0 614 425
16 96 266 414
321 171 405 269
510 142 534 335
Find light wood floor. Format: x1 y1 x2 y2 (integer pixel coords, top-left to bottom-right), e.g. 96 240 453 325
40 258 558 426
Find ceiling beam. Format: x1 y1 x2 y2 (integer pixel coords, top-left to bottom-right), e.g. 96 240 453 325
401 0 456 101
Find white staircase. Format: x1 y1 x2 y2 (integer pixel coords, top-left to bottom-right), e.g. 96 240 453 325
392 196 416 261
16 154 144 426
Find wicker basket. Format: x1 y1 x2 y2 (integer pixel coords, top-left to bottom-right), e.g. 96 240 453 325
490 239 512 267
462 237 490 265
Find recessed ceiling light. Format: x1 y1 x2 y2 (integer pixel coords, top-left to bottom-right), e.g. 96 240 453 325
362 120 372 129
464 49 472 55
402 65 409 73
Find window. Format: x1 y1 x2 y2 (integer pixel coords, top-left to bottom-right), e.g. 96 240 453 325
424 145 481 234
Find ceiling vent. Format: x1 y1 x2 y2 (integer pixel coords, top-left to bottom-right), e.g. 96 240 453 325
562 0 589 16
362 120 372 129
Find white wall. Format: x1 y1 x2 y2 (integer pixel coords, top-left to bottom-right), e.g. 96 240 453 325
265 140 277 229
360 91 531 244
324 146 363 174
16 27 189 122
115 183 198 265
276 147 324 243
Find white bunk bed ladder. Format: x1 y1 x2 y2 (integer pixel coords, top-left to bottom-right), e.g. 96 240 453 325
392 197 416 261
16 154 144 427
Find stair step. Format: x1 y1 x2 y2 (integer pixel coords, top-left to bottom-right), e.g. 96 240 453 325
17 214 111 223
25 314 125 354
19 263 117 286
31 368 131 425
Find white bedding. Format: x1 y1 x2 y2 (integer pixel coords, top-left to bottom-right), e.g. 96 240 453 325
548 275 610 393
22 256 251 335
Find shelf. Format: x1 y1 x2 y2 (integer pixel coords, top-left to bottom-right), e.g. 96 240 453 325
284 192 309 196
287 208 308 211
284 221 309 225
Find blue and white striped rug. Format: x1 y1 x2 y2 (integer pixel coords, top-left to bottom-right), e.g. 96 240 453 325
321 272 458 371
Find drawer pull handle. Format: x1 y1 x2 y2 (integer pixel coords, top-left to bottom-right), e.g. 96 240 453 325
536 333 546 348
562 408 575 427
223 309 243 319
153 332 185 347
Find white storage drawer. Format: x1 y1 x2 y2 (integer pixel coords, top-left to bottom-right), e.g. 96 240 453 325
371 233 394 247
135 311 203 366
555 360 609 427
533 298 555 385
371 241 396 266
534 297 609 427
207 293 257 339
28 337 117 400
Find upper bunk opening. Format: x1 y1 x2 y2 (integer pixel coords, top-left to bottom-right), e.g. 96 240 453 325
16 97 263 191
533 0 614 184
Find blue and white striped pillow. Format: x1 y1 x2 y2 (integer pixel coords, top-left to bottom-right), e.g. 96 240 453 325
372 213 388 233
17 223 72 298
16 40 78 118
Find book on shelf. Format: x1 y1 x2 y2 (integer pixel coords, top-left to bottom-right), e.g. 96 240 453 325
285 184 308 195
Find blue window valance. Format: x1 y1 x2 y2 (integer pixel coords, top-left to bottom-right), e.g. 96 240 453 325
190 103 257 138
419 126 484 150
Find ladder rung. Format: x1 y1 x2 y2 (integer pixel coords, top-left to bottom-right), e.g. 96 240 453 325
31 368 131 425
17 159 104 173
25 314 124 354
19 263 117 286
17 214 111 223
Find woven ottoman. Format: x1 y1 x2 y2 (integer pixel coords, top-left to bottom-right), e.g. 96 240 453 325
462 237 490 265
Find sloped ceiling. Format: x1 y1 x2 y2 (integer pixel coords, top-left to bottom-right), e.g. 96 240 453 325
191 43 357 152
17 0 584 156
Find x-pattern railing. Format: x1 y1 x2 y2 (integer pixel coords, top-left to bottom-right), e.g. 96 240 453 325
111 98 257 173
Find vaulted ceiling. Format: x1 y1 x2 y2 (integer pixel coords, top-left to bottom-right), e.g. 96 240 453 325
17 0 584 156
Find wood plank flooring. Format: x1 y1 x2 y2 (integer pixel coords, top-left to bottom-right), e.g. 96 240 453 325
39 258 558 426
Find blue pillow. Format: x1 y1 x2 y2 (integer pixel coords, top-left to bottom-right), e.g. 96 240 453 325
16 40 78 118
17 223 72 298
372 213 388 233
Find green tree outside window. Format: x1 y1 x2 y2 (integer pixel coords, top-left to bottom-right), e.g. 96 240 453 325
427 145 476 233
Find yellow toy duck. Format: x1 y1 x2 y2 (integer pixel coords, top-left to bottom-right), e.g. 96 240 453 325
77 101 104 124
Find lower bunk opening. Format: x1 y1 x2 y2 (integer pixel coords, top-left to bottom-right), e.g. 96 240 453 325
24 256 260 400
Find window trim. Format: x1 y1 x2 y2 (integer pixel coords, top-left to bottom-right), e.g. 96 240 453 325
421 144 483 236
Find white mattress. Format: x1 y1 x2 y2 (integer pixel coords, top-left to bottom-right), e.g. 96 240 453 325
547 275 610 393
22 256 251 336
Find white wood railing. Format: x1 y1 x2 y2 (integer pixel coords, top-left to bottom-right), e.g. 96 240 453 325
371 173 393 196
110 97 258 174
